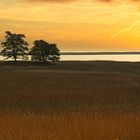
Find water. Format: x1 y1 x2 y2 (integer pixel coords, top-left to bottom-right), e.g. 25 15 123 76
0 54 140 62
61 54 140 62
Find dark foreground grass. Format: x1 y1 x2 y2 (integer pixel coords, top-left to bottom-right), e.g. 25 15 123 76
0 61 140 139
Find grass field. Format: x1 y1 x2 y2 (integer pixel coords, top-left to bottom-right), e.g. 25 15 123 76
0 61 140 140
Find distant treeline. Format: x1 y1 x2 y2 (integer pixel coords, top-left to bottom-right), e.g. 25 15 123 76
0 51 140 56
61 52 140 55
0 31 60 62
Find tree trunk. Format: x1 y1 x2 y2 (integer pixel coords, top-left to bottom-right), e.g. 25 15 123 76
14 56 17 62
13 48 17 62
43 55 45 62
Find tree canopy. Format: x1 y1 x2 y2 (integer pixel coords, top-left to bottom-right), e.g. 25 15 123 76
0 31 60 63
30 40 60 63
1 31 29 61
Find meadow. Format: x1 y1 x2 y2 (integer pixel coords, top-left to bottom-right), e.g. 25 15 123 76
0 61 140 140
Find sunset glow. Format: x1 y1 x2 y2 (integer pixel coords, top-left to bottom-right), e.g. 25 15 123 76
1 0 140 51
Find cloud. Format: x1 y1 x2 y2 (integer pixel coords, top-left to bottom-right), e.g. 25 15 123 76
26 0 77 3
23 0 140 4
25 0 114 3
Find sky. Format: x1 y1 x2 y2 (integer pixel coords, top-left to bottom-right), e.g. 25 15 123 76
1 0 140 51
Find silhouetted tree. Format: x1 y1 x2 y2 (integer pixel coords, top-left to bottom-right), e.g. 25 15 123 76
30 40 60 62
1 31 29 62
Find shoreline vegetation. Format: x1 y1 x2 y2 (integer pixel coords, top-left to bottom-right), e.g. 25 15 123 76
0 61 140 139
0 60 140 70
1 31 60 62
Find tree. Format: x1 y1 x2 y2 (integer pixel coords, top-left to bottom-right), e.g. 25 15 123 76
1 31 29 62
30 40 60 62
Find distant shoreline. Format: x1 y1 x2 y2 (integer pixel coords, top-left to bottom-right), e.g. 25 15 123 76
0 52 140 56
60 52 140 55
0 60 140 68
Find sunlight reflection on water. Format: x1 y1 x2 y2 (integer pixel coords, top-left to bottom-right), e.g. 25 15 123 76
0 55 140 62
61 55 140 62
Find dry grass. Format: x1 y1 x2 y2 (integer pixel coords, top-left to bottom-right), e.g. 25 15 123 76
0 61 140 139
0 112 140 140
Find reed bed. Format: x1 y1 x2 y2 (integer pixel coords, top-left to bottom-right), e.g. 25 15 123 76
0 61 140 139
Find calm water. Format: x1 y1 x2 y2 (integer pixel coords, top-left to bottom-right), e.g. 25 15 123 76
61 55 140 62
0 55 140 62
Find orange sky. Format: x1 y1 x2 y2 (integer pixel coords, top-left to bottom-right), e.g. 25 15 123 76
1 0 140 51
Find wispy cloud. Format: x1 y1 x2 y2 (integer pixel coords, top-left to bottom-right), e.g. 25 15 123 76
24 0 140 3
25 0 76 3
111 20 140 40
23 0 114 4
